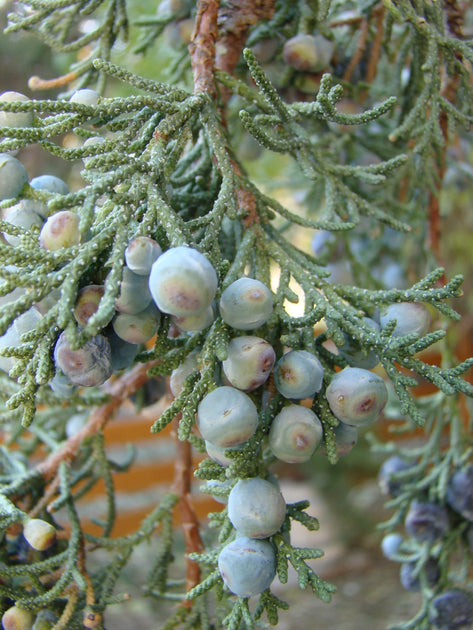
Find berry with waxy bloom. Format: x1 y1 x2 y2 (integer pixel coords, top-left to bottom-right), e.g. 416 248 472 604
228 477 286 538
269 405 323 463
219 277 273 330
274 350 324 399
222 336 275 391
326 367 387 426
218 537 276 598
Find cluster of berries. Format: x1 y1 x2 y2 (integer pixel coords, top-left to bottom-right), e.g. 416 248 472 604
380 457 473 629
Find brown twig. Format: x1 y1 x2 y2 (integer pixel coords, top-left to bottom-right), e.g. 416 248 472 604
171 415 204 606
365 6 385 84
37 361 159 482
189 0 220 96
342 16 369 83
215 0 275 104
28 70 79 91
427 0 465 281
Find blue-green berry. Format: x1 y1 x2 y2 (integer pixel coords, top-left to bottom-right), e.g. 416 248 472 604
269 405 323 463
149 246 218 317
228 478 286 538
0 91 33 128
222 336 275 391
381 533 403 560
125 236 162 275
0 154 28 200
337 318 380 369
219 277 273 330
218 537 276 598
325 367 388 426
30 175 69 196
112 303 160 344
172 304 215 332
379 302 431 338
3 204 43 247
196 386 258 447
70 88 100 106
205 440 235 467
115 267 152 315
274 350 324 399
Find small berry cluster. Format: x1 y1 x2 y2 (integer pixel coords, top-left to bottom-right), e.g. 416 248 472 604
379 457 473 628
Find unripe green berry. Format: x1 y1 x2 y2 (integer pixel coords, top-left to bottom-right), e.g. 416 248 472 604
269 405 323 463
112 303 160 344
74 285 105 326
283 34 334 73
1 606 35 630
23 518 56 551
39 211 80 250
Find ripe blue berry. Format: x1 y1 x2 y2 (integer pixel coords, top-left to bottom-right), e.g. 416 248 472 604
149 246 218 317
115 267 152 315
429 589 473 629
0 91 33 128
282 34 334 73
30 175 69 196
381 533 403 560
274 350 324 399
203 479 232 504
325 367 388 426
378 455 414 498
196 386 258 447
0 154 28 200
125 236 162 275
228 478 286 538
222 336 275 391
219 277 273 330
446 466 473 521
106 329 139 371
405 501 449 543
218 537 276 598
400 557 440 592
380 302 431 338
70 88 100 106
269 405 323 463
49 370 76 396
112 303 160 344
39 210 80 250
54 332 113 387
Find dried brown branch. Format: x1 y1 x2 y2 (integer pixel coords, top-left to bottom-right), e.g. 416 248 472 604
28 70 79 91
189 0 220 95
215 0 275 103
37 361 159 482
172 415 204 606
